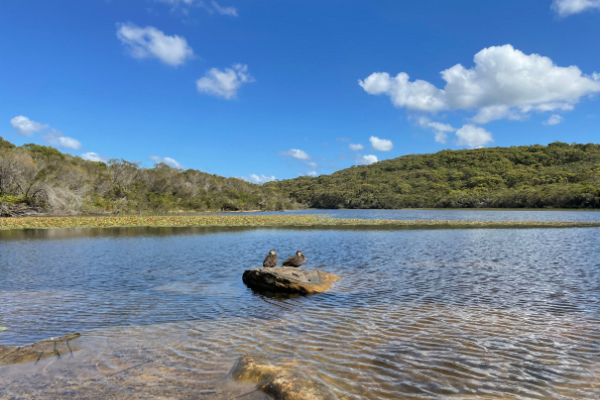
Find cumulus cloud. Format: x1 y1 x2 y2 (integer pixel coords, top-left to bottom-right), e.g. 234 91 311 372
196 64 254 99
369 136 393 151
455 125 493 148
11 116 83 149
149 155 184 168
43 129 82 150
242 174 276 184
349 143 364 151
360 44 600 124
545 114 564 125
117 23 194 66
81 152 109 162
417 117 456 144
306 161 318 168
356 154 378 165
10 116 48 137
278 149 310 160
552 0 600 16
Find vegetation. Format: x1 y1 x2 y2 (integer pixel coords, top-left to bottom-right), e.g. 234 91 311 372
1 215 599 230
0 137 300 216
4 136 600 217
267 142 600 209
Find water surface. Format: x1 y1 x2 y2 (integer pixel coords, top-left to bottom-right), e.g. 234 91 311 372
1 210 599 399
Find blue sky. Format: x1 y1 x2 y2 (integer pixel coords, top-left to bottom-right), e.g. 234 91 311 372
1 0 599 182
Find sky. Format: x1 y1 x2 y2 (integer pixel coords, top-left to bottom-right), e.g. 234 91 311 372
1 0 599 183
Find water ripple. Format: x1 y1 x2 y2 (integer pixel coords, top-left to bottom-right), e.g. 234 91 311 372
1 221 600 399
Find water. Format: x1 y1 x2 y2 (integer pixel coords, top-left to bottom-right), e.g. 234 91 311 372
239 208 600 222
1 210 600 399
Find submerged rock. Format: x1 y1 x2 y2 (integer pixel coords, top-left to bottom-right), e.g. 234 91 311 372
231 356 338 400
0 333 81 367
242 267 341 295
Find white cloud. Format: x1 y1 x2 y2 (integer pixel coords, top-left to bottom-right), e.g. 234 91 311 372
155 0 197 5
545 114 564 125
360 72 447 112
154 0 238 16
278 149 310 160
10 116 48 137
43 129 82 150
369 136 393 151
298 171 318 177
417 117 456 144
349 143 364 151
149 155 183 168
211 1 238 16
360 44 600 123
242 174 276 184
455 125 493 148
81 152 109 162
306 161 318 168
11 116 82 149
356 154 378 165
116 23 194 66
552 0 600 16
196 64 254 99
471 105 527 124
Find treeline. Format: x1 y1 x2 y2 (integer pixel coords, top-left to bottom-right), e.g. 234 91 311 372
266 142 600 209
0 136 300 217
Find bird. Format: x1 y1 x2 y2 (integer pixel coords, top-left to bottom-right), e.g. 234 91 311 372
282 250 306 267
263 250 278 268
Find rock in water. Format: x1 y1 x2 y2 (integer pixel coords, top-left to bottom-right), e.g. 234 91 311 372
231 356 338 400
0 333 81 366
242 267 341 295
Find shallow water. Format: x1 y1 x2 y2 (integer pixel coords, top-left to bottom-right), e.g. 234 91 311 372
1 210 600 399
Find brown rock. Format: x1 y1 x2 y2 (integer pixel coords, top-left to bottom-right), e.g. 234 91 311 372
242 267 341 295
231 356 338 400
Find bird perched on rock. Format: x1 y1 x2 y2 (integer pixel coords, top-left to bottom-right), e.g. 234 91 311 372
263 250 278 268
282 250 306 267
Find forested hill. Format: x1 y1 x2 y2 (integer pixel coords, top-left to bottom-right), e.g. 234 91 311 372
0 136 300 216
266 142 600 209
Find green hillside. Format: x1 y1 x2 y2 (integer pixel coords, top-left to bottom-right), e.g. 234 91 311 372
266 142 600 209
0 136 299 216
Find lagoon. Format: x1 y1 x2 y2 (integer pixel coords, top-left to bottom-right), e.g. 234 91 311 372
1 210 599 399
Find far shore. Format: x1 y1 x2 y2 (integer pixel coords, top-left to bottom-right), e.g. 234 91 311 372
1 215 600 231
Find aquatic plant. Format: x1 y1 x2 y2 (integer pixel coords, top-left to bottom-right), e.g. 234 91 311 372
1 215 600 230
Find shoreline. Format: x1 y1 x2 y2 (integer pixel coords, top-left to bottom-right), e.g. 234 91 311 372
1 215 600 231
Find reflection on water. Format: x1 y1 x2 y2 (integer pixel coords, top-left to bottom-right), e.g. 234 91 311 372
1 213 600 399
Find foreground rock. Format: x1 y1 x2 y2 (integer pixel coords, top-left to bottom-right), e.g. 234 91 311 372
231 356 338 400
242 267 341 295
0 333 81 367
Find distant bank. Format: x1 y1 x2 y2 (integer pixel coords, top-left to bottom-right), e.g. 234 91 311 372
266 142 600 210
0 136 301 217
2 138 600 218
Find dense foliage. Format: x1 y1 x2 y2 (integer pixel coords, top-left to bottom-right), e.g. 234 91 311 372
0 137 299 216
266 142 600 209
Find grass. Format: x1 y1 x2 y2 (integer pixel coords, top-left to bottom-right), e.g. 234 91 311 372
1 215 600 230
